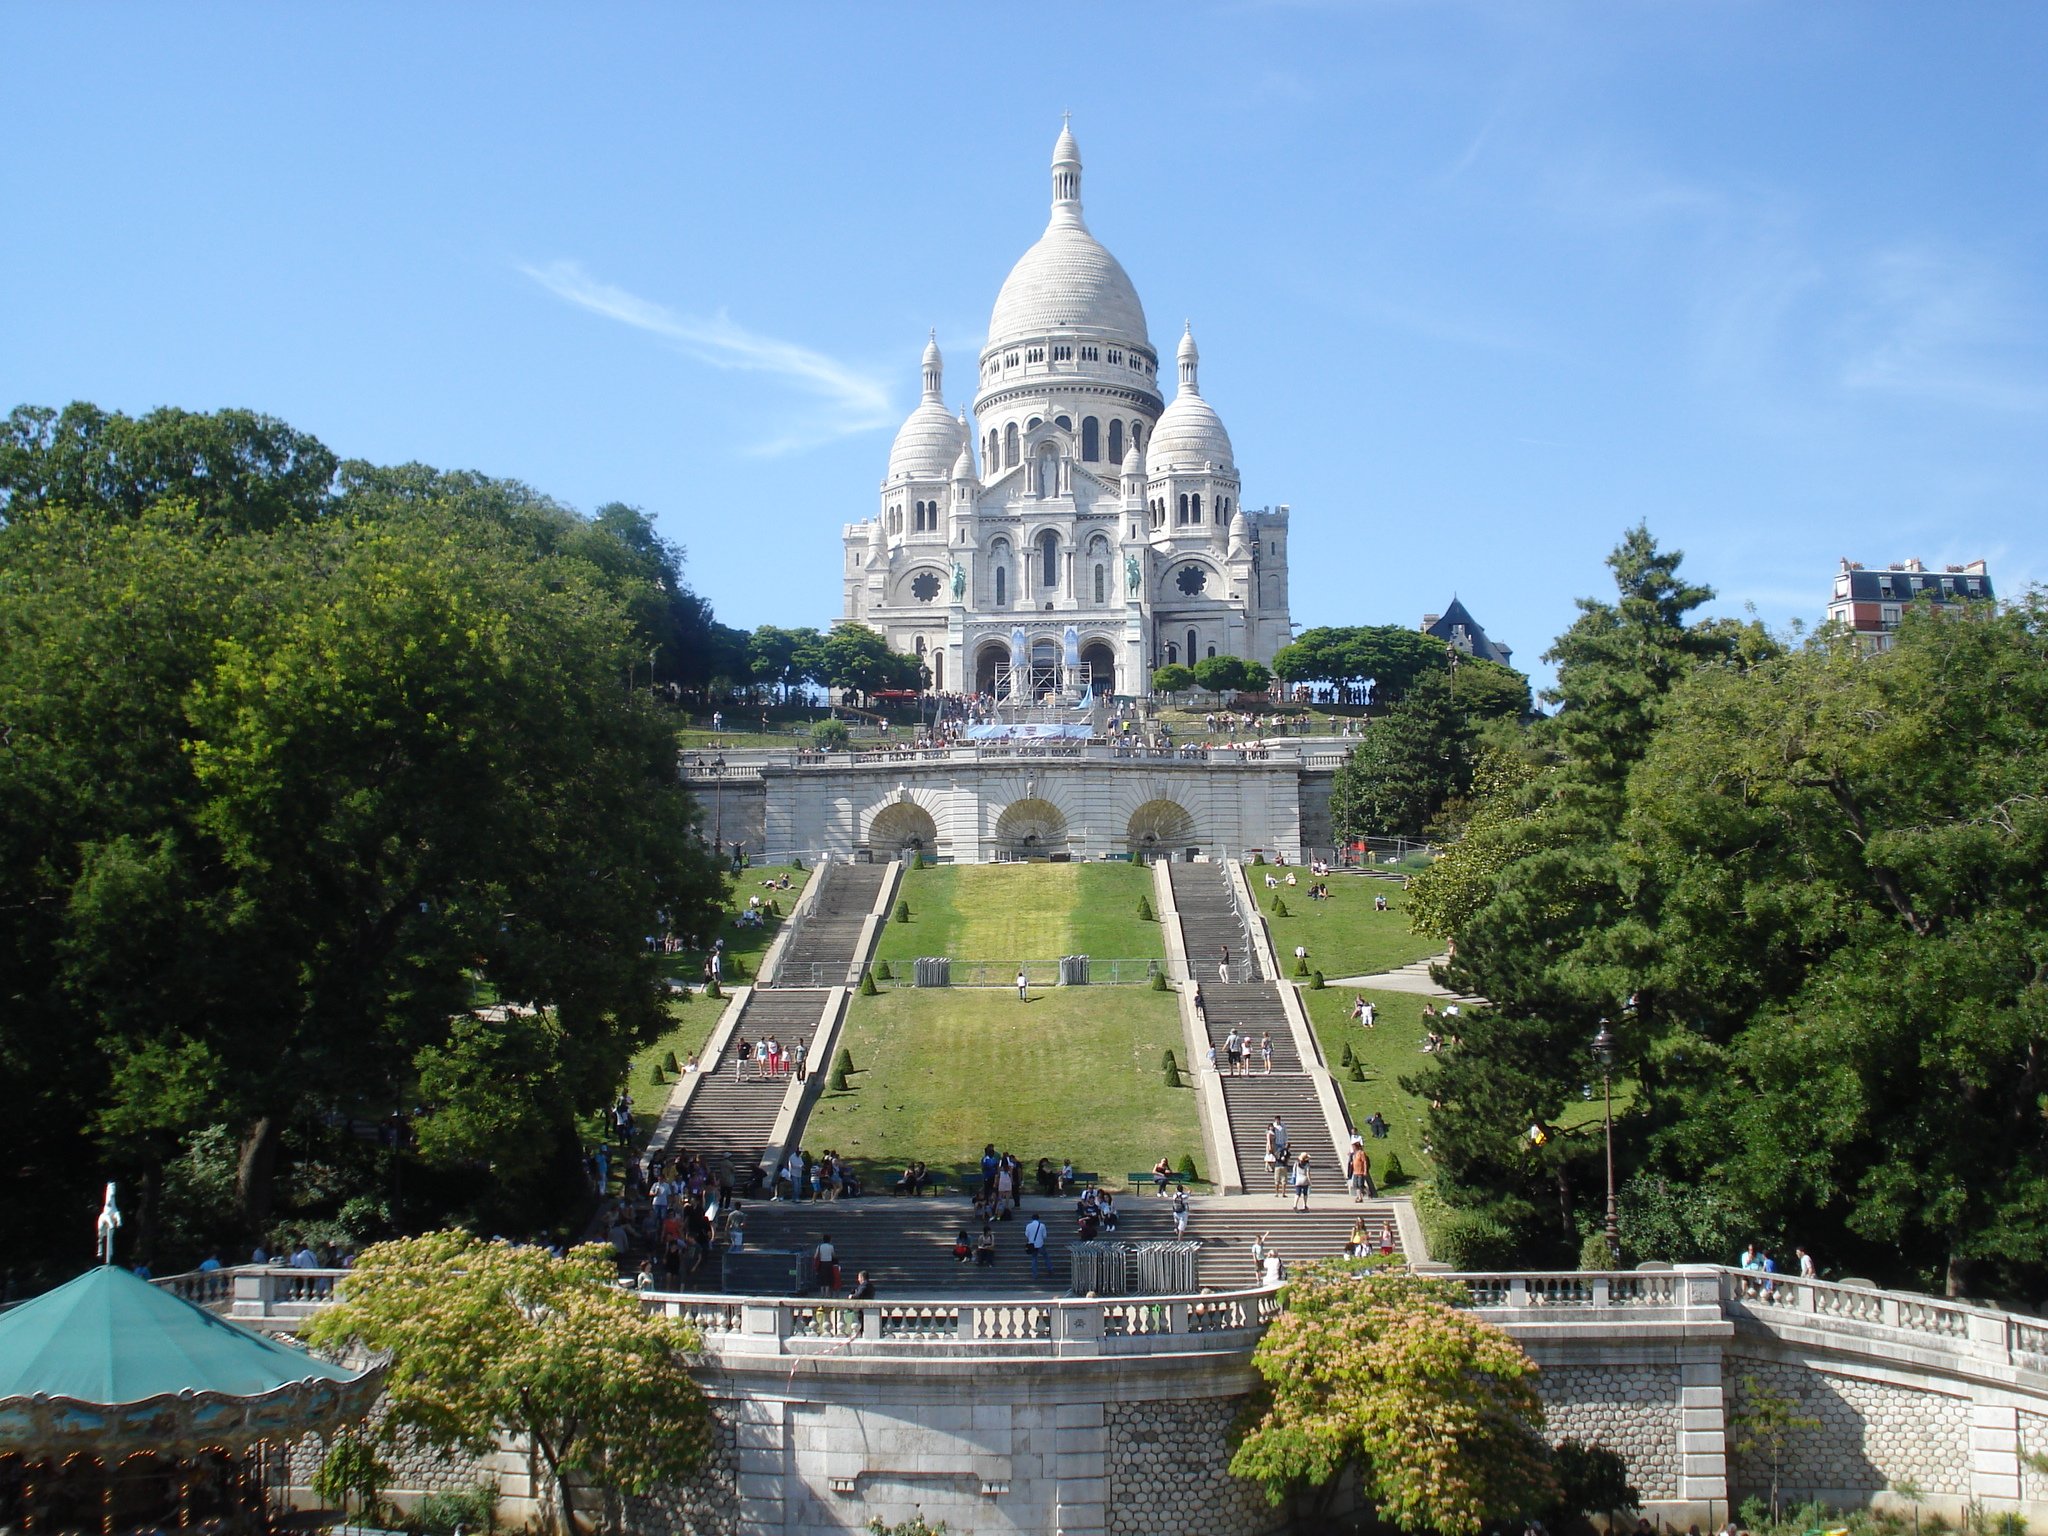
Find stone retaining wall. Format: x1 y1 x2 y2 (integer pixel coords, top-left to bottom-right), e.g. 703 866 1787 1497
1727 1357 1971 1502
1105 1397 1278 1535
1535 1363 1684 1500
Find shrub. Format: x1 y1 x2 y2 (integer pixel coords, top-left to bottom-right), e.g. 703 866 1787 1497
1176 1153 1199 1178
830 1067 849 1092
914 852 929 870
894 899 910 924
1293 955 1309 977
1430 1207 1519 1269
858 970 879 996
1150 970 1169 991
1382 1152 1406 1187
312 1431 391 1524
1548 1440 1639 1523
1340 1041 1355 1067
649 1064 665 1086
812 719 851 750
1310 969 1325 990
1163 1063 1182 1088
833 1047 854 1077
1251 852 1266 866
875 959 893 981
1348 1060 1365 1082
727 954 746 979
663 1050 680 1072
1271 896 1289 916
1136 894 1154 921
1161 1048 1178 1071
792 855 804 870
413 1485 500 1536
1579 1230 1619 1271
705 979 723 1000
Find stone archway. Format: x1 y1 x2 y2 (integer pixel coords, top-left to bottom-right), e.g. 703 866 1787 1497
994 797 1069 860
1080 641 1117 695
975 641 1008 697
1126 798 1197 862
867 800 939 857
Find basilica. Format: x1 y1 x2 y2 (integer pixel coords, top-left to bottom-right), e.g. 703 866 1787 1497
842 123 1293 700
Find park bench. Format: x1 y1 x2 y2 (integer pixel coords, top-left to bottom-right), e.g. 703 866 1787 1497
1126 1170 1212 1193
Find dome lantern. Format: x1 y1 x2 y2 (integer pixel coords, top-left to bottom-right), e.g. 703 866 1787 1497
921 331 943 401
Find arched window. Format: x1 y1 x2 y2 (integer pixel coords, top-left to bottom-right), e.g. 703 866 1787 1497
1219 497 1230 521
933 651 943 689
1187 629 1198 662
1094 564 1105 603
995 566 1007 606
1207 644 1217 658
1055 415 1072 431
1108 419 1123 465
987 429 999 469
1081 417 1100 461
1004 423 1019 468
890 507 902 534
1177 494 1189 524
1191 493 1202 523
1166 642 1179 663
1132 422 1145 452
1039 531 1059 588
915 635 926 657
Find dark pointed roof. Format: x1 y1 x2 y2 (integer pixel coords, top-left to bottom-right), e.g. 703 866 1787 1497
1423 598 1513 667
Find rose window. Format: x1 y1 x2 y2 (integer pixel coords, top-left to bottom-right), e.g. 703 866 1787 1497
1176 564 1208 597
911 572 941 603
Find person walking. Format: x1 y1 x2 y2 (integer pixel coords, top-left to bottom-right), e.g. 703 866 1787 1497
792 1040 808 1083
1016 968 1029 1001
1171 1186 1190 1239
1291 1152 1312 1211
1259 1032 1273 1075
1265 1118 1289 1198
1024 1213 1050 1279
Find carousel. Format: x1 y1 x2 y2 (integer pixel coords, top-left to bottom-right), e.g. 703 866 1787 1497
0 1203 382 1535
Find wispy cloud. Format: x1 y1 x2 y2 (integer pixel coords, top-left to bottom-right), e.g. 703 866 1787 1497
1840 246 2048 415
521 260 896 454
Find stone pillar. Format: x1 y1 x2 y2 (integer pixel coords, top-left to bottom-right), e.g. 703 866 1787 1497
1055 1400 1108 1534
731 1395 787 1532
1969 1400 2021 1503
1677 1348 1728 1511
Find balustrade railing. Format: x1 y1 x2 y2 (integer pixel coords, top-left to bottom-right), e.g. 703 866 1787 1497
152 1266 2048 1377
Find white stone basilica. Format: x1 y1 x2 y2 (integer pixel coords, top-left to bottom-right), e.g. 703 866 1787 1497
842 123 1292 700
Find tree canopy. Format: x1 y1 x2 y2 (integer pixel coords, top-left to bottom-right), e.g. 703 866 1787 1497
307 1231 711 1535
1271 625 1486 705
0 404 731 1273
1231 1264 1556 1533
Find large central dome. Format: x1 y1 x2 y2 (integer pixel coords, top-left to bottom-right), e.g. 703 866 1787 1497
986 125 1150 350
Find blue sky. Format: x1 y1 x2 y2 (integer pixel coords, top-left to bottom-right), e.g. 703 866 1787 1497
5 3 2044 686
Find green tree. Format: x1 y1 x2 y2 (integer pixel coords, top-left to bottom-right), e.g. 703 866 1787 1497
1268 625 1453 705
307 1231 711 1536
1729 1374 1819 1522
1231 1265 1557 1533
1448 656 1531 720
1330 672 1473 841
816 623 922 704
1192 654 1250 694
1151 663 1195 694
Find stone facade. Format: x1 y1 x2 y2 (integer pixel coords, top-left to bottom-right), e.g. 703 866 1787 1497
1105 1397 1279 1536
2021 1410 2048 1505
1535 1363 1684 1500
1726 1357 1971 1502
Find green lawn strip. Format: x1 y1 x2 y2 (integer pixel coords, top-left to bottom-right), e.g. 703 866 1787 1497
800 985 1201 1191
621 1001 727 1146
873 864 1163 967
1257 875 1440 979
1298 987 1441 1185
663 863 811 985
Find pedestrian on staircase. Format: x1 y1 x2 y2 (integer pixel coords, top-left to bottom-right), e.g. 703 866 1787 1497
1259 1033 1273 1074
1291 1152 1313 1211
1347 1136 1375 1201
1171 1187 1189 1239
1265 1118 1289 1197
1024 1213 1050 1278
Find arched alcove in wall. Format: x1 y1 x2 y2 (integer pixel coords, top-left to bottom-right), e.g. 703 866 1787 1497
994 797 1068 858
1126 798 1197 859
866 800 939 855
1080 641 1117 693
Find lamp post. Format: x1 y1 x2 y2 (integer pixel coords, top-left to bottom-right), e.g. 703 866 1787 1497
1592 1021 1618 1264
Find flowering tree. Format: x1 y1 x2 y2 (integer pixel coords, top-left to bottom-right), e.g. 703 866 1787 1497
1230 1263 1557 1533
307 1231 711 1535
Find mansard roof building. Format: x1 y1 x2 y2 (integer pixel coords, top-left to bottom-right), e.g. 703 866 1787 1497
842 124 1292 698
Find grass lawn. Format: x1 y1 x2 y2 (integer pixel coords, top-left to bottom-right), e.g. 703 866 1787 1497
1299 986 1442 1185
1257 874 1441 979
801 985 1202 1190
872 863 1163 965
663 862 812 985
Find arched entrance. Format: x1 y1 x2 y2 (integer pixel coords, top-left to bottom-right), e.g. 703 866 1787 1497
1080 640 1117 694
974 641 1008 697
867 800 939 857
994 797 1069 860
1126 799 1197 862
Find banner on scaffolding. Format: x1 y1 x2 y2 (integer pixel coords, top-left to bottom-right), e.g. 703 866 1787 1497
961 722 1094 741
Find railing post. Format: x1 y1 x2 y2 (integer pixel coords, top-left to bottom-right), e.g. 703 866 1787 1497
1591 1275 1610 1307
861 1305 883 1341
1509 1277 1529 1308
1167 1301 1189 1334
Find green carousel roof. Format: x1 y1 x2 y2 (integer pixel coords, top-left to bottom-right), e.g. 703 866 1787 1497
0 1266 380 1455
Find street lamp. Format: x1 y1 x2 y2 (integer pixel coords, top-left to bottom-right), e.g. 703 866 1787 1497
1591 1021 1618 1264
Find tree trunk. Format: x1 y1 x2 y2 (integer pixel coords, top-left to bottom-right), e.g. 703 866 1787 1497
236 1114 283 1234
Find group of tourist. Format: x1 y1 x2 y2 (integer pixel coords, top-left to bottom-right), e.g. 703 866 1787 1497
607 1147 746 1291
733 1034 806 1082
1209 1027 1275 1076
775 1147 860 1201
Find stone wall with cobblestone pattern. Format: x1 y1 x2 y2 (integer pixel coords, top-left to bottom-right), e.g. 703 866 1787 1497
1727 1359 1970 1501
623 1402 743 1536
1533 1363 1683 1499
1106 1397 1284 1536
2020 1410 2048 1505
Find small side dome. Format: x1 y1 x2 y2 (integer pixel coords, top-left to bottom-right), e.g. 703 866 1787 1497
952 411 977 482
1149 321 1233 473
1121 440 1146 479
887 339 960 482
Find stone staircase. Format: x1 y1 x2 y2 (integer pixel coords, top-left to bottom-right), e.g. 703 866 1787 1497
769 862 890 986
1194 983 1347 1188
662 988 833 1181
1167 862 1261 982
726 1194 1405 1296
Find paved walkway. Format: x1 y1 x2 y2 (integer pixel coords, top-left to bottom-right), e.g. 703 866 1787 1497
1324 953 1485 1003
